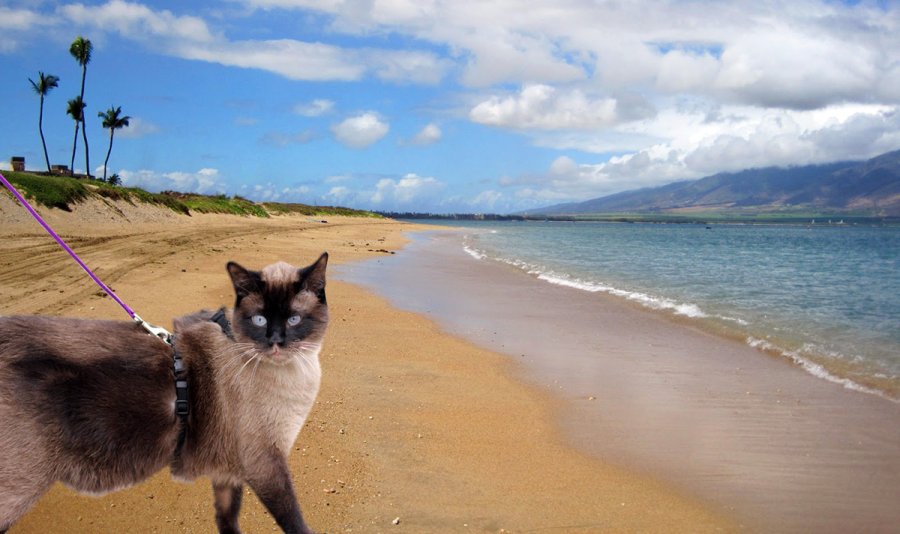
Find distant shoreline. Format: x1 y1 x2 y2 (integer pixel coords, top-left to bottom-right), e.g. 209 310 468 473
384 212 900 225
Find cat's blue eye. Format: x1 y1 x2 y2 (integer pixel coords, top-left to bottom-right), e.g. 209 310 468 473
251 315 267 327
287 315 302 327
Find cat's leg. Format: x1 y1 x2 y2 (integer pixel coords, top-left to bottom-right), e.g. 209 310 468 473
0 411 54 532
212 481 244 534
0 473 52 532
245 451 314 534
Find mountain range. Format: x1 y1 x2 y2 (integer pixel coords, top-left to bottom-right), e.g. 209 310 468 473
524 149 900 217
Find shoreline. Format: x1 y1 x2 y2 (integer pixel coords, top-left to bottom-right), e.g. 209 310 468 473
3 214 734 532
339 228 900 533
456 221 900 403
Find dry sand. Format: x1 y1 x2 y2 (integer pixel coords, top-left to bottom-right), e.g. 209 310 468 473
0 203 735 533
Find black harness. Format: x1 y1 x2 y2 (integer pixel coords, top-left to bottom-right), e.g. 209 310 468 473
171 308 234 463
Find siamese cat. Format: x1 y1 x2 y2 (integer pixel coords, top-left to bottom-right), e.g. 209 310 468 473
0 253 329 534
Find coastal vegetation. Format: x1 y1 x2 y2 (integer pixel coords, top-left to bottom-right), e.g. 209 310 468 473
28 71 59 174
1 170 379 218
69 36 93 178
25 35 124 180
98 106 130 182
65 96 86 175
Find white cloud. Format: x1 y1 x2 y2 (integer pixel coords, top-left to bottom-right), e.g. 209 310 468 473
323 173 446 210
293 99 334 117
243 183 312 202
60 0 214 44
499 104 900 204
118 167 226 194
371 174 443 205
182 39 365 81
711 28 883 109
655 49 719 93
331 112 389 148
470 84 620 130
410 123 442 145
327 185 350 199
56 1 446 84
116 117 159 139
0 6 44 31
469 189 503 210
366 48 450 85
235 0 900 109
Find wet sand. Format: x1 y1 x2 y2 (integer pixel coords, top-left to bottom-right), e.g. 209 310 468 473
339 229 900 533
0 207 733 533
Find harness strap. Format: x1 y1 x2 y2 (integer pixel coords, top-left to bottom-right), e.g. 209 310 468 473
210 307 236 341
171 309 235 463
172 338 189 462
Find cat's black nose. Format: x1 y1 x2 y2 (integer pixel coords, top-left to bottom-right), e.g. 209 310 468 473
268 331 284 346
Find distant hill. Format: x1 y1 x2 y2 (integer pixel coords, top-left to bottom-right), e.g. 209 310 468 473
524 149 900 217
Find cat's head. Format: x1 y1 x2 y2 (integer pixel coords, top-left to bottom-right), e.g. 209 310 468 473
226 253 329 364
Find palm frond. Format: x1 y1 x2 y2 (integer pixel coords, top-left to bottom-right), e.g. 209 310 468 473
28 71 59 95
67 96 86 121
69 36 93 66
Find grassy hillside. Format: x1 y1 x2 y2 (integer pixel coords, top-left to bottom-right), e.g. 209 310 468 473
1 171 380 218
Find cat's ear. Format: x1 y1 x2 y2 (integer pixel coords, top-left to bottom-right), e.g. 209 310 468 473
298 252 328 303
227 261 263 299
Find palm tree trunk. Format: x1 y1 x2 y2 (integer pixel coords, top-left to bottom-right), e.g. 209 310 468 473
103 129 114 182
82 121 91 178
38 94 51 173
80 65 90 178
70 120 80 176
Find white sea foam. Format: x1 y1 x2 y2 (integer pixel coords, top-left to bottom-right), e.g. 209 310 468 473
463 244 486 260
462 234 488 260
746 337 896 402
469 244 711 320
531 271 708 318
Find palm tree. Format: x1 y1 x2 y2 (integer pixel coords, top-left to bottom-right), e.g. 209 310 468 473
28 71 60 173
98 106 130 182
66 96 85 175
70 36 93 177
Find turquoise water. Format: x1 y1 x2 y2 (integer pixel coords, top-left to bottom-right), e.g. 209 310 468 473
443 221 900 399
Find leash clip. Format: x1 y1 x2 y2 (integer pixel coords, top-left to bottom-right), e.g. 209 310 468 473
133 313 173 345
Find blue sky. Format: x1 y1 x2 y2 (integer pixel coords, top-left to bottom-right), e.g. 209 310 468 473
1 0 899 213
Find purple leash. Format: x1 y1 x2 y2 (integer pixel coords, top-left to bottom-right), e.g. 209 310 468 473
1 171 172 344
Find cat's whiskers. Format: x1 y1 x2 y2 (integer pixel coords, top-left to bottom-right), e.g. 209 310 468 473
249 353 265 385
235 352 260 381
220 342 267 384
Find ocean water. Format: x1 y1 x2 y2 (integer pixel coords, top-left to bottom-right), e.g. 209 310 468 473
443 220 900 400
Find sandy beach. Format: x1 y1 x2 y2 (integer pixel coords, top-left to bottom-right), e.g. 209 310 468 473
0 202 734 533
341 230 900 533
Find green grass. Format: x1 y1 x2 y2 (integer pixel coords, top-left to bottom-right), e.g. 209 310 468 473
263 202 382 218
1 171 380 218
172 193 270 217
1 171 89 210
92 184 191 215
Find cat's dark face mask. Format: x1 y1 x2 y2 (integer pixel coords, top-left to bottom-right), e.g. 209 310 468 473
226 253 329 362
